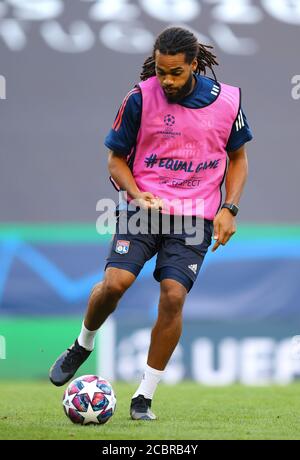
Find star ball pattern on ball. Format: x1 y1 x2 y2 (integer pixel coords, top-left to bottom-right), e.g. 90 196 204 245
62 375 116 425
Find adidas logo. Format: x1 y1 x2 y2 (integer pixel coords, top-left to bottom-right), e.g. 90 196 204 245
188 264 197 274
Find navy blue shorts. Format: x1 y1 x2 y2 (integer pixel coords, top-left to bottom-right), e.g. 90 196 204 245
105 209 213 293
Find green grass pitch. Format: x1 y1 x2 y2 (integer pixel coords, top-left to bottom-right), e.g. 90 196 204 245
1 381 300 440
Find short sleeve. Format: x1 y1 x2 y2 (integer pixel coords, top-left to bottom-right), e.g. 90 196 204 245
104 87 142 156
226 107 253 152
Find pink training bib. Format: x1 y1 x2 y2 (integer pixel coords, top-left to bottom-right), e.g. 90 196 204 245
113 76 240 219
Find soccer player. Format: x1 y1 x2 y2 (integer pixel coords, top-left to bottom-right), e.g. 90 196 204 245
49 27 252 420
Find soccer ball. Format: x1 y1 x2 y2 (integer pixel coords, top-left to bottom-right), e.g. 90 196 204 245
62 375 116 425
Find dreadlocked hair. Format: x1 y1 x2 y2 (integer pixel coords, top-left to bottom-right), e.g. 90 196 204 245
140 27 218 81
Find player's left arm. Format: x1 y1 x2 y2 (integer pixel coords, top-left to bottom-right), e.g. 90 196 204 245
212 144 249 252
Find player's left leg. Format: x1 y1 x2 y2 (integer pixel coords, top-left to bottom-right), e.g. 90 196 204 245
147 278 187 369
130 278 187 420
130 217 213 420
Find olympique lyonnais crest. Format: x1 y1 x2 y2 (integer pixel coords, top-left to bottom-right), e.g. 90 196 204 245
115 240 130 254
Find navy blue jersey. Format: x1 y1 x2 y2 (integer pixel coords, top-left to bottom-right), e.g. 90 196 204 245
105 75 253 156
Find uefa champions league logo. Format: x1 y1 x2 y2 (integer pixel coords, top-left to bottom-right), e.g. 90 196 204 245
291 335 300 359
164 114 175 127
158 114 180 138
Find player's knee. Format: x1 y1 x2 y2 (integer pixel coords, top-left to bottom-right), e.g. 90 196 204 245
159 288 185 319
102 274 131 300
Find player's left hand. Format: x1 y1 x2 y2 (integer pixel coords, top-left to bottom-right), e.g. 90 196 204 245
212 208 236 252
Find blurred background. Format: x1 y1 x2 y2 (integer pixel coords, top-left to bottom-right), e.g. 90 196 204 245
0 0 300 385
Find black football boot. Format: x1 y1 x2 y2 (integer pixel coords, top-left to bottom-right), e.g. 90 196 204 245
130 394 157 420
49 339 92 386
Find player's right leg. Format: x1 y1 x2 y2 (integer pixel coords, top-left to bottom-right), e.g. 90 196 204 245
49 267 136 386
49 208 158 387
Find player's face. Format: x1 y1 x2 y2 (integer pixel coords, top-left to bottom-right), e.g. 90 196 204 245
155 50 198 103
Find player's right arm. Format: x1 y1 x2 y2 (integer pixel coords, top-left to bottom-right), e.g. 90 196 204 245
105 88 162 210
108 150 162 210
108 150 140 198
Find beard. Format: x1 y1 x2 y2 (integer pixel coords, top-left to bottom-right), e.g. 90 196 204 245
163 72 194 103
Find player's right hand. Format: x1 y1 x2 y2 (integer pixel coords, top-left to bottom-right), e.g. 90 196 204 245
131 192 163 211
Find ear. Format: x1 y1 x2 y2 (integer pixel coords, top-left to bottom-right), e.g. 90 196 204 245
191 57 198 72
